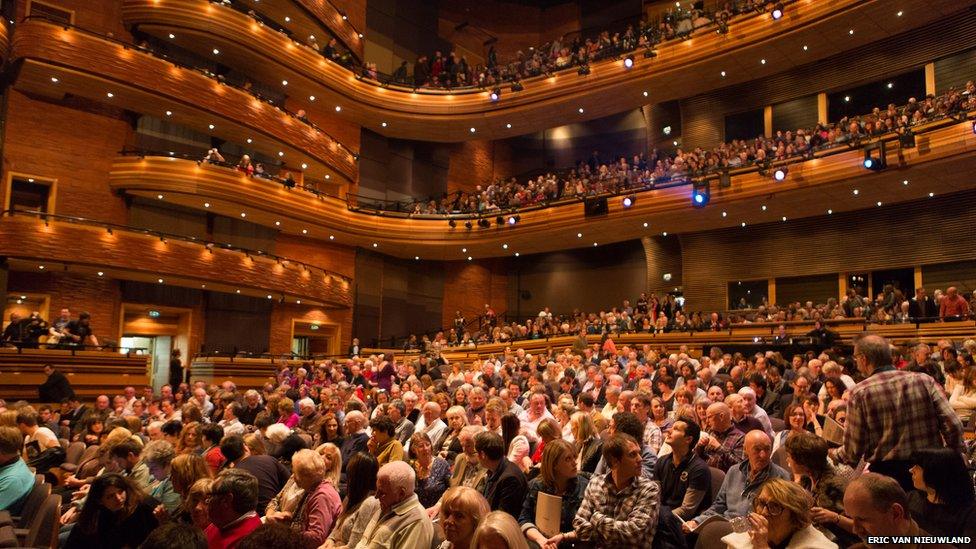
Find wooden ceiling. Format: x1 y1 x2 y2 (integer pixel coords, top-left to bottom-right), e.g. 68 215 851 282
109 118 976 260
120 0 971 142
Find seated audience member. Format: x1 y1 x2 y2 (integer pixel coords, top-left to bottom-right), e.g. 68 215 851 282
110 439 153 491
201 423 226 472
773 404 808 454
438 486 491 549
183 478 216 530
340 411 369 479
842 473 956 547
519 390 556 443
387 399 415 446
353 460 434 549
476 431 527 517
289 449 342 546
142 440 182 514
684 430 790 531
239 390 265 426
277 398 299 429
408 431 451 507
593 411 656 479
726 393 765 435
324 452 379 549
573 433 660 547
696 402 746 472
630 391 664 454
501 411 531 472
237 522 306 549
655 419 712 542
835 335 963 491
220 434 290 516
428 425 489 521
165 453 213 524
138 521 207 549
410 402 447 455
369 415 404 466
0 425 34 513
906 448 976 542
472 511 529 549
206 468 263 549
949 363 976 423
519 439 589 548
737 387 774 438
16 408 60 468
784 432 855 545
220 402 246 437
177 421 203 455
64 473 160 549
570 411 601 474
721 478 838 549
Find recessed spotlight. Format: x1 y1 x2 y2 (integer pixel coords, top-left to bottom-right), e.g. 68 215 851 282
212 48 220 55
240 212 247 218
342 14 347 20
578 107 584 114
335 105 341 112
381 122 387 127
372 243 378 247
903 180 909 185
592 242 598 247
267 294 273 299
97 271 104 276
106 92 114 98
278 151 284 157
577 232 582 238
302 229 308 234
208 124 215 130
246 138 253 144
929 192 935 197
469 127 476 133
358 33 364 38
168 33 175 39
887 82 894 89
204 202 211 208
157 194 164 200
721 211 727 217
38 265 44 270
760 58 766 65
643 222 649 227
876 201 883 206
329 235 335 240
462 248 467 253
502 244 508 249
741 222 746 227
296 299 301 304
852 189 859 195
848 29 854 35
309 95 316 101
301 163 308 169
897 10 903 16
802 45 808 51
761 205 767 211
782 216 787 222
506 123 512 129
236 289 241 294
157 278 164 284
827 209 833 214
514 252 520 257
467 256 473 261
165 110 172 116
414 256 420 260
275 221 281 226
325 175 331 179
662 232 668 236
844 96 850 102
642 91 649 97
720 71 726 77
284 16 290 22
282 80 288 86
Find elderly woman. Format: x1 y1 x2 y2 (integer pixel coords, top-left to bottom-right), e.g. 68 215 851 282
286 449 342 547
408 432 451 507
277 398 300 429
721 478 837 548
519 439 589 548
438 406 469 461
437 486 491 549
142 440 181 514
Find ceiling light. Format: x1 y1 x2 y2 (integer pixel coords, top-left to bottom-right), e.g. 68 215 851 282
929 192 935 197
761 205 767 211
502 244 509 249
877 201 883 206
852 189 859 195
213 48 220 55
275 221 281 226
887 82 893 89
157 194 164 200
168 33 175 39
577 232 583 238
284 16 290 22
50 76 59 83
506 123 512 129
38 265 44 270
358 33 363 38
208 124 215 130
106 92 114 98
381 122 387 127
157 278 164 284
643 222 649 227
827 209 833 214
622 56 634 69
470 127 476 133
246 138 253 143
415 256 420 260
514 252 520 257
335 105 341 112
308 95 316 101
848 29 854 35
325 175 331 179
897 10 903 16
301 163 308 169
720 71 726 77
267 294 273 299
97 271 104 276
282 80 288 86
760 58 766 65
592 242 598 247
302 229 308 234
782 216 787 222
278 151 284 157
462 248 467 253
741 222 746 227
467 256 473 261
721 211 727 217
662 232 668 236
342 14 348 20
802 45 808 51
903 179 909 185
642 91 649 97
165 110 172 116
372 243 378 247
240 212 247 217
204 202 211 208
844 96 851 102
329 235 335 240
578 107 584 114
236 289 241 294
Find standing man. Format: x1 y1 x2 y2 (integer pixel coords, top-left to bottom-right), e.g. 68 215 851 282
573 433 661 548
940 286 970 320
835 334 963 491
908 287 937 322
38 363 74 403
61 311 99 347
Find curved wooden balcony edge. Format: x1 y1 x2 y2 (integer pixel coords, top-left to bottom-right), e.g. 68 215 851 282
0 214 353 307
109 118 976 258
120 0 971 141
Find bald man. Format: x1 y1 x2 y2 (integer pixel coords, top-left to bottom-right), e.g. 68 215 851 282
842 473 955 547
695 402 745 472
683 430 790 532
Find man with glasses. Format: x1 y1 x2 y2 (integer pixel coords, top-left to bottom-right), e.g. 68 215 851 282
695 402 745 472
833 334 963 491
205 468 262 549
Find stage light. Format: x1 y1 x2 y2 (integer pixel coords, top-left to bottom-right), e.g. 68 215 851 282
578 64 590 76
448 219 456 228
464 221 473 230
863 141 887 171
507 215 519 226
496 216 505 226
489 88 501 102
623 56 634 69
622 195 636 208
691 181 710 207
511 81 523 92
771 3 784 20
478 218 491 228
773 167 788 181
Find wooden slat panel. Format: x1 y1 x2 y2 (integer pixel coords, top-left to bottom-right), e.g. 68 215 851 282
0 348 150 400
934 47 976 94
772 94 818 135
775 274 839 306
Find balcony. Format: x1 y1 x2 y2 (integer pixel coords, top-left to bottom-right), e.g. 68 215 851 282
0 211 353 307
109 115 976 259
121 0 970 141
10 18 356 184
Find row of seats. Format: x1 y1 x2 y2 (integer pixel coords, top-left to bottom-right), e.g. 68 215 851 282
0 473 59 549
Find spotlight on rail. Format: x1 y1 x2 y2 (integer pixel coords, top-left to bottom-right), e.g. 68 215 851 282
623 56 634 69
773 167 788 181
507 215 520 226
691 181 710 207
622 195 636 208
489 88 501 102
771 3 784 20
862 141 887 171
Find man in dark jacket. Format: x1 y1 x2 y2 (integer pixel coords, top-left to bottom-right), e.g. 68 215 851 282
39 364 74 403
908 287 938 322
476 431 526 517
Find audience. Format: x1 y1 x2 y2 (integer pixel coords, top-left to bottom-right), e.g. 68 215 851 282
205 468 263 549
355 460 434 548
64 473 159 549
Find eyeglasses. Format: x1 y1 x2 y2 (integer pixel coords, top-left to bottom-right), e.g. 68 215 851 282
754 498 784 516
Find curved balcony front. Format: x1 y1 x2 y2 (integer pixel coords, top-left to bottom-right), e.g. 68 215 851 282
10 18 357 184
122 0 969 141
109 116 976 259
0 212 353 307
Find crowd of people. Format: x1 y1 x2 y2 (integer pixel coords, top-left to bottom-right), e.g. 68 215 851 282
407 285 976 348
397 80 976 216
3 327 975 548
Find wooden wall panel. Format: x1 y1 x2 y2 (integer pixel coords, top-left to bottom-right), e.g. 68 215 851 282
680 11 976 149
934 47 976 94
680 190 976 312
441 259 509 330
269 302 353 356
772 94 818 135
642 235 682 296
921 260 976 295
775 274 839 306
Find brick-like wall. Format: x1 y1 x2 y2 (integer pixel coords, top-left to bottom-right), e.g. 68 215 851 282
274 234 356 279
268 302 353 355
441 259 508 331
3 90 132 225
447 139 513 195
8 271 122 344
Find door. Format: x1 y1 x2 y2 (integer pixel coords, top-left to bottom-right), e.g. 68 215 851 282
120 335 172 391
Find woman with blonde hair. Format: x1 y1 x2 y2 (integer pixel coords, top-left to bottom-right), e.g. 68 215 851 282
570 411 602 474
519 439 588 548
437 406 469 460
316 442 342 485
721 478 837 549
243 432 267 456
184 478 214 529
287 449 342 546
166 453 212 525
472 511 529 549
176 421 202 455
437 486 491 549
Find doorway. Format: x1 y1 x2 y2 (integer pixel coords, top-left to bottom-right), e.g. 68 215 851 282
292 320 339 358
120 335 172 391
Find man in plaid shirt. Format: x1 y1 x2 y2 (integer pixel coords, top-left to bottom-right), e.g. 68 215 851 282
836 334 964 490
572 433 660 548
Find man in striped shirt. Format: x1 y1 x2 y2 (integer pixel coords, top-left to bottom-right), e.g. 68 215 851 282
835 334 963 491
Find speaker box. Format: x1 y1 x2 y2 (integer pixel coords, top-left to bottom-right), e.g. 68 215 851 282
584 196 608 217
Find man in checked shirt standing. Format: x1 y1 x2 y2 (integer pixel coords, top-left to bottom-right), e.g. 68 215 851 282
572 433 660 548
835 334 963 491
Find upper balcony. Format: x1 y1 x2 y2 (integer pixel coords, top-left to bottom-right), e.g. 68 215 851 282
121 0 970 141
109 113 976 260
9 17 357 185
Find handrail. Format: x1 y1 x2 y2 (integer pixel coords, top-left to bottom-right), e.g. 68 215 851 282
1 343 149 355
19 15 359 160
191 350 350 361
0 208 353 283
